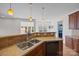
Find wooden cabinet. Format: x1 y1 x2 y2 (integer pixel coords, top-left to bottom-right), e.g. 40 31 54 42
69 11 79 29
59 40 63 56
69 13 76 29
65 36 74 49
25 40 63 56
76 11 79 29
45 41 63 56
73 39 77 51
65 36 79 54
73 39 79 53
33 32 55 37
25 43 45 56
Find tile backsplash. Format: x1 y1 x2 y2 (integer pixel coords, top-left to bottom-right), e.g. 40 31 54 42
71 30 79 36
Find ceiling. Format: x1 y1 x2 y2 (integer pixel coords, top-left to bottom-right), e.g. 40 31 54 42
0 3 79 20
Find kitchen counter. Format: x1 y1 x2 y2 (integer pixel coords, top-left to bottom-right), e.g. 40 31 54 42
0 34 26 39
66 35 79 39
35 37 62 41
0 37 63 56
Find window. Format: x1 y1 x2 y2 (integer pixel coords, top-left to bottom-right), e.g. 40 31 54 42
21 22 34 34
32 27 34 32
28 27 31 33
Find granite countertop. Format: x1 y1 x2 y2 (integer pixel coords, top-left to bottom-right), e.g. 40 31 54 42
0 34 26 39
0 37 63 56
36 37 63 41
0 41 44 56
66 35 79 39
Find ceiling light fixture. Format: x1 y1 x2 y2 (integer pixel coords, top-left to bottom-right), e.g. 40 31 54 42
7 3 13 16
42 7 45 20
28 3 32 22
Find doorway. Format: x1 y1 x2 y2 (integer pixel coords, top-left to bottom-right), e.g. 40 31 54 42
57 21 63 38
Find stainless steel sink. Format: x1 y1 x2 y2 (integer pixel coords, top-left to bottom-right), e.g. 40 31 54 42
29 39 40 44
16 39 40 50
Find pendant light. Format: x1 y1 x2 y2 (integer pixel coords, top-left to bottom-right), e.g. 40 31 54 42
28 3 32 21
7 3 13 15
42 7 45 20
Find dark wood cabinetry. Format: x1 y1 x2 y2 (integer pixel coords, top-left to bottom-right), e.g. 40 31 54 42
59 40 63 55
65 36 73 49
69 13 76 29
69 11 79 29
45 41 63 56
25 43 45 56
76 11 79 29
65 36 79 54
25 40 63 56
33 32 55 37
73 39 79 53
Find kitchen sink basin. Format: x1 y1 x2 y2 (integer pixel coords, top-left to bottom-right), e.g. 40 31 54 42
29 39 40 44
16 39 40 50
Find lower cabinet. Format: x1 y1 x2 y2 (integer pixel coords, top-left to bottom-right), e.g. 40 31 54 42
73 39 79 53
65 36 74 49
65 36 79 54
45 41 63 56
25 41 63 56
25 43 45 56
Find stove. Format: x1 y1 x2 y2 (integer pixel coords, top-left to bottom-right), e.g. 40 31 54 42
16 39 40 50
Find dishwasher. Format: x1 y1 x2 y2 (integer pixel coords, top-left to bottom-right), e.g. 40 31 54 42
45 41 59 56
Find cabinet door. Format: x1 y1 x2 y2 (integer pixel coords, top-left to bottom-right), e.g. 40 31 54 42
65 36 73 49
35 43 45 56
59 40 63 56
73 39 77 51
73 39 79 53
76 11 79 29
69 13 76 29
35 48 43 56
65 36 69 47
25 43 45 56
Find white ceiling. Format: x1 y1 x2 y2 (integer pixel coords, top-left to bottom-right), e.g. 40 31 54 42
0 3 79 20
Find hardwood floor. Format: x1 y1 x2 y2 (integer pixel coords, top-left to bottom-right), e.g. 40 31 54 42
63 44 78 56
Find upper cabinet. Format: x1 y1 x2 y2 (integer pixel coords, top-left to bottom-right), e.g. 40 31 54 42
69 11 79 29
69 12 76 29
76 11 79 29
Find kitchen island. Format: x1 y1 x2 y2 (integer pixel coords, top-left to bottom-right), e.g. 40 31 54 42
0 37 63 56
